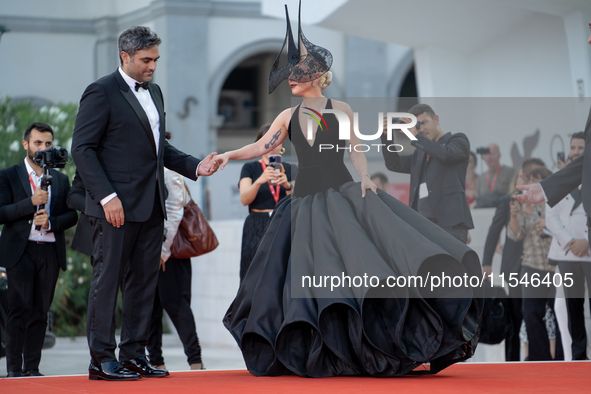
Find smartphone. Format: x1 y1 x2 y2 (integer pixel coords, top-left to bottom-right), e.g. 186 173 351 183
268 155 282 185
557 152 565 162
268 154 282 170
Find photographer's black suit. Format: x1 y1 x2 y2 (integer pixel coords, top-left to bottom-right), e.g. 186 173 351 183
0 161 77 373
382 132 474 241
71 69 201 365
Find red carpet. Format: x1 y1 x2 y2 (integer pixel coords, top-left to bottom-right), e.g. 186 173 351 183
1 362 589 393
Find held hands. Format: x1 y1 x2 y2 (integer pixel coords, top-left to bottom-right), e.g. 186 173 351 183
212 153 230 171
31 189 49 206
198 152 221 176
514 183 545 205
361 174 377 198
34 209 50 230
104 196 124 228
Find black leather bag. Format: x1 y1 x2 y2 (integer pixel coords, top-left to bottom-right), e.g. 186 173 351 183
479 285 513 345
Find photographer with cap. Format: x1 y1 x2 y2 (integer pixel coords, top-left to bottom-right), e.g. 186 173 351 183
0 122 77 377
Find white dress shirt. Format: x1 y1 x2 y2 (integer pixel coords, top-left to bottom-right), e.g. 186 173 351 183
25 158 56 242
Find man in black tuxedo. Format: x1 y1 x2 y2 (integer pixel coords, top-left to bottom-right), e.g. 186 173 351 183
382 103 473 243
0 122 77 377
71 26 219 381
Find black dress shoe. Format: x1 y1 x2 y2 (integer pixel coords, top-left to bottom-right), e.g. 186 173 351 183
23 370 44 376
89 361 141 381
6 371 23 378
122 356 169 377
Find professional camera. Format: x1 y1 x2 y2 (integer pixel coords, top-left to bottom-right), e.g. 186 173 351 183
476 147 490 155
33 146 68 168
32 147 68 230
392 117 420 131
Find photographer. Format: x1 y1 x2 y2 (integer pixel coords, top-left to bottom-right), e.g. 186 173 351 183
475 143 515 208
0 122 77 377
381 103 473 243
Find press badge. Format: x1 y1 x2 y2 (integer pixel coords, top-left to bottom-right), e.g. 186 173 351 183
419 183 429 199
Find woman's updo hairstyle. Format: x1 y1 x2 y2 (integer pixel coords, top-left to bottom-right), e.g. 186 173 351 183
318 71 332 90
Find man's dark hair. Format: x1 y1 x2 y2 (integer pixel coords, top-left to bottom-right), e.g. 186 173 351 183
571 131 585 142
521 157 545 176
118 26 162 64
408 103 436 118
24 122 54 141
370 172 388 184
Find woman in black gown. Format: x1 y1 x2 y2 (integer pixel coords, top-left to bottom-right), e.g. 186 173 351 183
214 3 483 377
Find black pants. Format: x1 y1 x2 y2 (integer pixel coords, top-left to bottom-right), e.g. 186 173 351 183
557 261 591 360
86 198 164 364
504 284 522 361
6 242 59 373
521 266 561 361
147 259 202 366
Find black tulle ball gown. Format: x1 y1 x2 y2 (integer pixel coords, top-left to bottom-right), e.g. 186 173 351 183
223 100 483 377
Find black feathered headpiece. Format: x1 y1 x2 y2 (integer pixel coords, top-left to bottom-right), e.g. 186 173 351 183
268 1 333 94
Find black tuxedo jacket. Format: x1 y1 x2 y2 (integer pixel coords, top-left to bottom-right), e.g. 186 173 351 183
382 132 474 229
67 171 92 256
542 105 591 212
0 162 78 270
71 69 200 222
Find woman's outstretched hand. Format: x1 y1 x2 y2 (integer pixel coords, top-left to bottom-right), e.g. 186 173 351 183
212 153 230 171
198 152 220 176
361 175 377 198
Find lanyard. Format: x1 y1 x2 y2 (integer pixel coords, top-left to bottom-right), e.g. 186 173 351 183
261 160 281 205
486 166 500 192
28 173 37 192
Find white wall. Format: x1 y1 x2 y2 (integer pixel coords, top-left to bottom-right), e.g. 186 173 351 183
0 0 150 19
0 32 95 103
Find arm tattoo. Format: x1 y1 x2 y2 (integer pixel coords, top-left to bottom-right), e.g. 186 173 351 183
264 129 281 150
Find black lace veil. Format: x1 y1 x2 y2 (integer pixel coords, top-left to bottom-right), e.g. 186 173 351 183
268 1 333 93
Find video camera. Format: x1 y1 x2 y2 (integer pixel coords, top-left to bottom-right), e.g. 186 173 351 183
32 147 68 230
33 147 68 169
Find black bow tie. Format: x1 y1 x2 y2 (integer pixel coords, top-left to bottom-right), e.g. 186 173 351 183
135 81 149 92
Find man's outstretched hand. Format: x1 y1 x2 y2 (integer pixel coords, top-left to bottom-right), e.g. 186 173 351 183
198 152 220 176
514 183 545 205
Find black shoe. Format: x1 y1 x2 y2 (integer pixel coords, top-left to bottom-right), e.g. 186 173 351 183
89 361 141 381
6 371 23 378
23 370 44 377
122 356 169 377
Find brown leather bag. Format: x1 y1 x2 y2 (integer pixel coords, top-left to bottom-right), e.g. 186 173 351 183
170 190 219 259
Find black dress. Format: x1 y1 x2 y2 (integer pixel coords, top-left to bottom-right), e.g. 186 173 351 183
239 161 295 282
224 100 483 377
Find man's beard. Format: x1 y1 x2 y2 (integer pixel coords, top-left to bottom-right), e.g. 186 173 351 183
27 148 36 163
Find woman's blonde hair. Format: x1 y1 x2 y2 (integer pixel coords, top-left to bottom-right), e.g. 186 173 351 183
318 71 333 90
